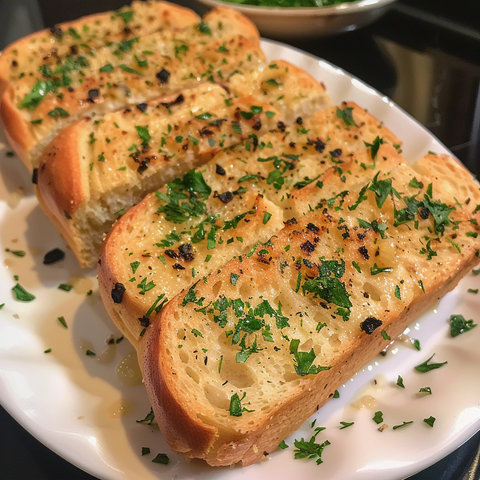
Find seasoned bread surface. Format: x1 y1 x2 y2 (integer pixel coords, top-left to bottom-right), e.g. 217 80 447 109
142 152 480 466
98 103 398 345
1 7 264 169
0 1 200 95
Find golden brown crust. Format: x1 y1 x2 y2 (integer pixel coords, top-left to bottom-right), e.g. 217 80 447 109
0 87 33 170
37 120 88 217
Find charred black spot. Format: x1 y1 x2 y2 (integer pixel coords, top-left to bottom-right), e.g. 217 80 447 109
358 245 369 260
330 148 342 158
360 317 383 334
178 243 194 262
136 103 148 112
88 89 100 99
216 164 226 176
32 168 38 185
164 250 178 259
300 240 316 254
50 25 63 37
209 118 228 127
306 222 320 233
138 315 150 328
161 93 184 109
289 142 296 148
173 263 185 270
419 207 429 220
307 137 326 153
216 191 233 204
357 233 366 240
199 127 214 137
11 60 18 68
137 158 150 174
252 119 262 131
43 248 65 265
277 121 286 132
284 217 297 226
303 258 313 268
296 117 303 125
156 68 170 83
70 45 78 55
111 283 126 304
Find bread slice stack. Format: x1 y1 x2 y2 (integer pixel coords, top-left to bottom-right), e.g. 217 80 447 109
98 100 480 466
1 6 265 170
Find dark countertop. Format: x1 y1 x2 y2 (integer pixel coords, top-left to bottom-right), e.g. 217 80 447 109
1 1 480 479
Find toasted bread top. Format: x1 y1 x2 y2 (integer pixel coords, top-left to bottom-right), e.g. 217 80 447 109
1 7 265 169
142 150 480 466
0 1 200 95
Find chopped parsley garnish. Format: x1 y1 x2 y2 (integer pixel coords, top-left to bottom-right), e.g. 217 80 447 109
230 273 240 286
5 249 26 257
229 392 244 416
137 277 155 295
393 421 413 430
278 440 289 449
12 283 35 302
301 259 351 321
424 416 436 427
290 339 331 376
381 330 391 341
135 125 151 147
372 411 383 424
151 453 169 465
130 261 140 274
58 283 73 292
86 349 96 356
19 80 59 110
413 339 421 350
293 435 330 465
99 63 114 73
136 408 155 425
419 387 432 394
141 447 150 456
57 316 68 328
156 170 212 224
336 106 358 127
364 136 384 160
449 314 477 337
339 421 354 429
370 264 393 275
414 353 447 373
263 212 272 224
196 21 212 35
396 375 405 388
116 10 133 23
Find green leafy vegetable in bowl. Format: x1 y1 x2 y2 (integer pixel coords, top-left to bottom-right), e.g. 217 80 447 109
222 0 360 6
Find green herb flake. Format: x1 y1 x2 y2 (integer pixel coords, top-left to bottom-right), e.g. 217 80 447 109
229 393 243 417
57 316 68 328
394 285 401 300
278 440 289 449
373 411 383 424
413 339 421 350
230 273 240 286
419 387 432 394
58 283 73 292
5 249 26 257
370 263 393 275
424 416 436 427
339 421 354 429
116 10 133 23
136 408 155 425
449 314 477 337
99 63 114 73
333 390 340 398
414 353 447 373
290 339 331 376
151 453 169 465
263 212 272 224
468 288 478 294
44 348 52 354
381 330 391 341
191 328 203 338
86 349 96 356
12 283 35 302
336 106 358 127
396 375 405 388
130 261 140 274
293 436 331 465
141 447 150 456
393 421 413 430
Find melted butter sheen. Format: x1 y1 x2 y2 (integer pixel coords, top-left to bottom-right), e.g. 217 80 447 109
116 352 143 386
109 400 134 419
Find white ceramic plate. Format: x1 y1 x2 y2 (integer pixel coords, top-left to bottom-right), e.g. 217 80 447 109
1 39 479 480
196 0 397 39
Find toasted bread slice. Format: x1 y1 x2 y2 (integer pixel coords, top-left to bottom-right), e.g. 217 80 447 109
98 103 400 346
141 151 480 466
0 1 200 96
37 84 284 268
1 7 264 169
